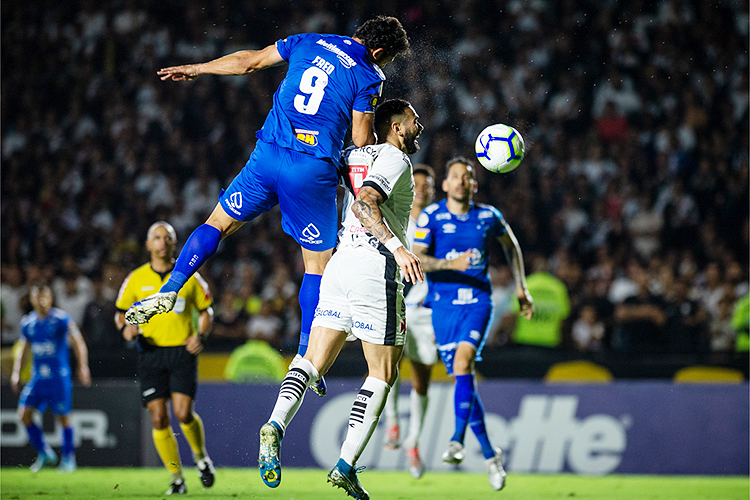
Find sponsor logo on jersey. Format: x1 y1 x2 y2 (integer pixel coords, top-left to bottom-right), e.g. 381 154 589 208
301 223 322 245
352 321 374 331
141 286 155 292
316 39 357 68
31 341 57 357
436 213 452 220
479 210 494 219
295 131 319 146
442 223 456 234
369 173 391 192
348 164 368 195
315 308 341 318
453 287 479 305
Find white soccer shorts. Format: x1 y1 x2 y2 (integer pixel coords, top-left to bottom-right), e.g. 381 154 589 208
312 245 405 346
404 305 438 365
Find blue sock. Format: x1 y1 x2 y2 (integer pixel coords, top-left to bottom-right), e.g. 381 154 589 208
468 393 495 459
451 374 474 444
160 224 222 294
25 423 46 454
297 273 322 356
61 426 74 457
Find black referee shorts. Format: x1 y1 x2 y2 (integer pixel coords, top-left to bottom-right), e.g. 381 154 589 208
137 345 198 407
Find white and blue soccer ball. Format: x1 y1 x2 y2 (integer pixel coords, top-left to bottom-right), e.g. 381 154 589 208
474 123 525 173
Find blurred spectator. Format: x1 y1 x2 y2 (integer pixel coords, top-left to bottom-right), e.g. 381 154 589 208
247 300 283 349
709 294 737 352
571 303 606 352
0 264 26 345
81 277 123 351
612 264 666 352
664 278 707 353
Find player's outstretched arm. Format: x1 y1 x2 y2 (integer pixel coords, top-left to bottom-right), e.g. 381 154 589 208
412 245 472 273
68 323 91 387
158 44 285 81
498 226 534 319
352 186 423 284
10 338 30 394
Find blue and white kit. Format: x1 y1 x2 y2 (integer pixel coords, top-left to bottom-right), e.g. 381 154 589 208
219 33 385 251
18 308 74 415
413 200 507 373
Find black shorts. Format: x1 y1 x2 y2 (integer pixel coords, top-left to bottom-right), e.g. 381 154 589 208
137 345 198 407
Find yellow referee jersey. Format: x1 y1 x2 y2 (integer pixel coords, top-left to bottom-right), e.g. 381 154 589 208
116 263 212 347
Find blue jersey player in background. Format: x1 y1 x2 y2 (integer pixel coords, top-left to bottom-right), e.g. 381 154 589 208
127 16 409 398
11 285 91 473
413 157 534 491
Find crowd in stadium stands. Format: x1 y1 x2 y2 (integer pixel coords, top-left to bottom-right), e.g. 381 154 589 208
2 0 748 360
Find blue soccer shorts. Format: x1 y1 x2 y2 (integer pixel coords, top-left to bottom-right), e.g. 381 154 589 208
431 302 493 375
219 140 338 251
19 377 73 415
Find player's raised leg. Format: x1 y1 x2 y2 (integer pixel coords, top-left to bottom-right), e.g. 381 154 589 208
328 342 402 500
260 326 346 488
126 205 243 325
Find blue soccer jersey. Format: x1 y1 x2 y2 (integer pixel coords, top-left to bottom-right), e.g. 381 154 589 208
256 33 385 163
20 308 73 384
413 200 507 308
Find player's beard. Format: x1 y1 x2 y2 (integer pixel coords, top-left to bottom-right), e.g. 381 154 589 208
404 133 420 154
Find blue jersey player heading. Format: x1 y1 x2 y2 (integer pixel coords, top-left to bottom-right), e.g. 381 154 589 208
413 157 533 491
11 285 91 473
126 17 409 399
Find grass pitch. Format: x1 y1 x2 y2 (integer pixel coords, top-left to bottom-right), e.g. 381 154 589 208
1 467 747 500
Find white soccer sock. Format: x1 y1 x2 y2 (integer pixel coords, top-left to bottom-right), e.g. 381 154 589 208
269 358 319 433
340 376 390 466
404 388 429 449
383 372 401 426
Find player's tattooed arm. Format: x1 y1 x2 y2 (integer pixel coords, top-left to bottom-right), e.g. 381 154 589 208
352 186 424 284
412 245 472 272
352 186 393 242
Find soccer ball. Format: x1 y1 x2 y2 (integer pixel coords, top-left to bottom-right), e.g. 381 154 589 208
475 124 525 173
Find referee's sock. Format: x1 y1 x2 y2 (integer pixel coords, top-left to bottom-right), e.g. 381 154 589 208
340 377 390 466
160 224 222 294
152 427 182 475
180 413 206 462
297 273 322 356
269 358 319 433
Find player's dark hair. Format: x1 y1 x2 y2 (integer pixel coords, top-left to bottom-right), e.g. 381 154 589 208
413 164 435 179
445 156 476 179
353 16 409 60
374 98 411 142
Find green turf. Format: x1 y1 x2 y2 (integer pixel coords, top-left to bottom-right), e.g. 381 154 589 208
0 467 747 500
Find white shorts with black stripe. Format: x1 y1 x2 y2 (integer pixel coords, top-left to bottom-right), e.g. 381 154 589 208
312 244 406 346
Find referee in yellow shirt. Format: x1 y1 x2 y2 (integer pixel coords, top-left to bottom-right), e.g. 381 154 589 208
115 221 215 495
